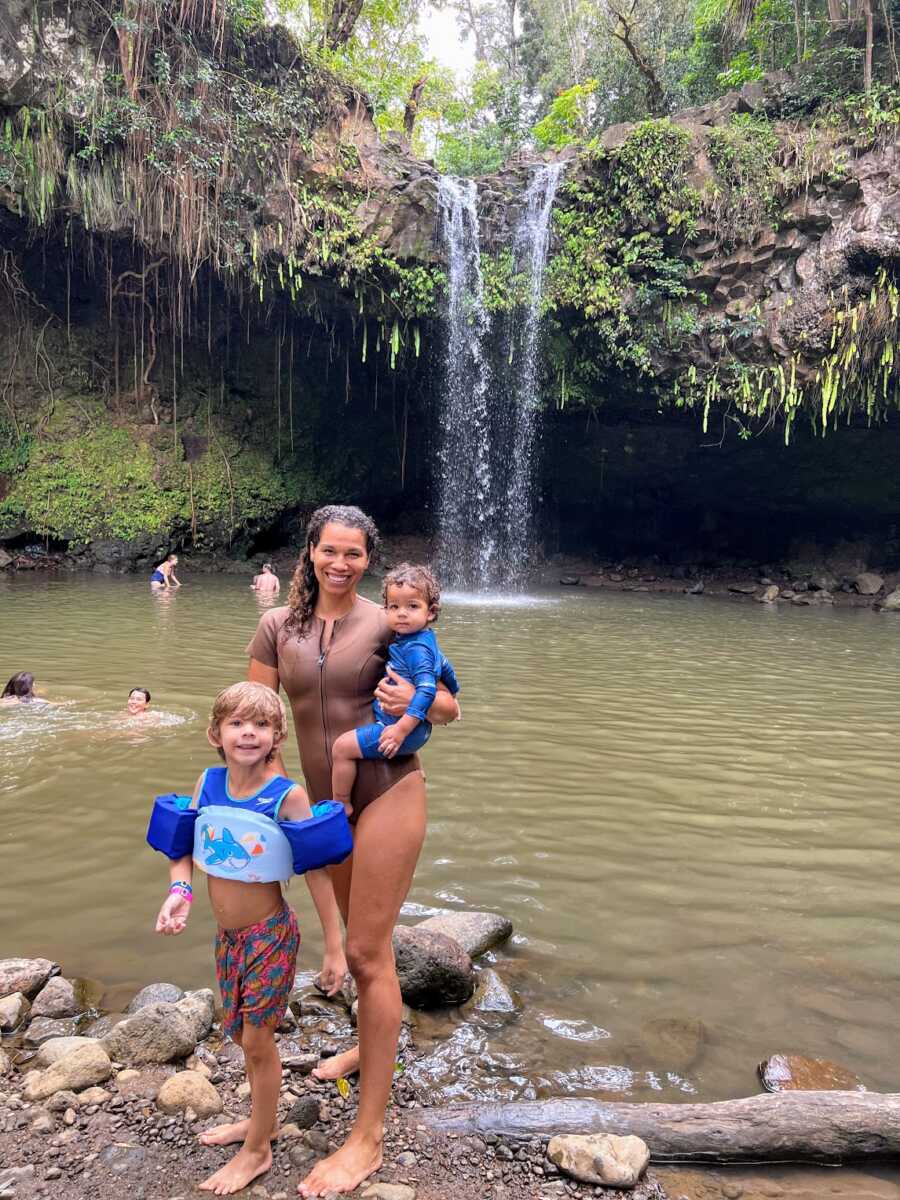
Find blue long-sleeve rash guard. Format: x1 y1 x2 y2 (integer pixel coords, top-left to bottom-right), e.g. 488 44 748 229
373 628 459 726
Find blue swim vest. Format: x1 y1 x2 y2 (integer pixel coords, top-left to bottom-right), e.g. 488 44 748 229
146 768 353 878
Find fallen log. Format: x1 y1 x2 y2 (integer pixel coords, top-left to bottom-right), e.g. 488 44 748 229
421 1092 900 1163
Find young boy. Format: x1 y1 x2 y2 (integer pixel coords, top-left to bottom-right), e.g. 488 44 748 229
330 563 459 812
155 681 346 1196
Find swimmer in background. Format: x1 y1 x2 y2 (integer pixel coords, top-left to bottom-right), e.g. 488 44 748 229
150 554 181 589
154 681 346 1196
251 564 280 596
126 687 152 717
0 672 48 705
330 563 459 815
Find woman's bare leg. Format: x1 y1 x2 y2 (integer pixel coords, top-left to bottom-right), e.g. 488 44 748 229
311 852 360 1082
298 772 426 1198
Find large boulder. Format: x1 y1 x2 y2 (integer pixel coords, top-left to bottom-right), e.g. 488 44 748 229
877 588 900 612
23 1042 112 1100
156 1071 223 1118
854 571 884 595
416 911 513 960
392 926 475 1009
0 957 59 999
35 1036 96 1067
0 991 30 1031
125 982 185 1013
101 999 201 1065
31 977 81 1018
547 1133 650 1188
175 989 216 1042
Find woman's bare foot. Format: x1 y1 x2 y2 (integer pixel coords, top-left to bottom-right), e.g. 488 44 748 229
198 1119 251 1147
199 1144 272 1195
312 1045 360 1082
297 1133 382 1197
199 1119 281 1147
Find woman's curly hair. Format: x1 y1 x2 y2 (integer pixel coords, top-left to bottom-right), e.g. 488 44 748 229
284 505 379 638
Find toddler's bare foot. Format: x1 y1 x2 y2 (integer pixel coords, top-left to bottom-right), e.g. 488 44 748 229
311 1045 359 1082
198 1144 272 1195
297 1132 381 1196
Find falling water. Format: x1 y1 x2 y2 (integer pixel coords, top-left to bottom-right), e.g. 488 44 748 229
435 176 495 589
435 164 564 591
504 161 566 574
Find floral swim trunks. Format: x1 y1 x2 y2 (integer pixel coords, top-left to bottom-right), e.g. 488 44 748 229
214 904 300 1039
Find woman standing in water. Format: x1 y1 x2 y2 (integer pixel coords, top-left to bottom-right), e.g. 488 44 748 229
246 505 459 1198
150 554 181 589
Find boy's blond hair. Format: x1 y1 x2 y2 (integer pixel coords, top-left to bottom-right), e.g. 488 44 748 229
208 682 288 762
382 562 441 622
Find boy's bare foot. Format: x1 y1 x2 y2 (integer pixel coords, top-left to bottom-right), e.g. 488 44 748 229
311 1045 359 1082
297 1133 382 1197
199 1119 281 1147
198 1145 272 1195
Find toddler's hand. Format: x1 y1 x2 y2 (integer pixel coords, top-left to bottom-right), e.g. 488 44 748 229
377 725 404 759
155 892 191 936
318 949 349 997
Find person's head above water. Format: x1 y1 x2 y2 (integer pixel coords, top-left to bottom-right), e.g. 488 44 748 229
127 687 151 715
286 504 379 636
207 680 288 764
2 671 36 702
262 563 274 574
382 563 441 635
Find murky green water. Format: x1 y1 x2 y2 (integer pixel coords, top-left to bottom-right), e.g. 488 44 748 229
3 573 900 1105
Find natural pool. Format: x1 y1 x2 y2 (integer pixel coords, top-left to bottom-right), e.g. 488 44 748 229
2 572 899 1105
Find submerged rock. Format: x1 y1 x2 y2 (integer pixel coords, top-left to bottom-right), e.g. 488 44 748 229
0 957 59 999
30 976 81 1019
466 968 520 1015
548 1132 650 1188
393 926 475 1008
640 1017 706 1074
416 911 513 960
758 1053 865 1092
757 584 780 603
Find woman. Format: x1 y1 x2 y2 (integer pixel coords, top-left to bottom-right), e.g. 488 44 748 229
251 563 280 595
246 505 459 1198
0 672 42 705
150 554 180 589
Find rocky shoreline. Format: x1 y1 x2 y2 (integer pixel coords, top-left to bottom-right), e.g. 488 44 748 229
2 938 898 1200
4 534 900 614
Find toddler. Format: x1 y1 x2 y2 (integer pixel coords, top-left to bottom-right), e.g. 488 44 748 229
331 563 459 812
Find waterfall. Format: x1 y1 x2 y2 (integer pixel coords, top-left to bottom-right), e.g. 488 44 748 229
504 161 566 574
435 163 564 591
435 176 495 590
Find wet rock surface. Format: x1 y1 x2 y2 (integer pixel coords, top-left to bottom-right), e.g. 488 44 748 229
758 1053 865 1092
416 912 514 960
393 927 476 1009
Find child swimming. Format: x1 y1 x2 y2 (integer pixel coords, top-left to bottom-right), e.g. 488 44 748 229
330 563 459 813
154 681 345 1196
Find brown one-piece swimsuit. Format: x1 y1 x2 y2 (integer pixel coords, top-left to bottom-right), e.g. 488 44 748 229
246 596 423 821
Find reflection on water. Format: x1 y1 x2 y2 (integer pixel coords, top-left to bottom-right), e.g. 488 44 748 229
2 574 900 1107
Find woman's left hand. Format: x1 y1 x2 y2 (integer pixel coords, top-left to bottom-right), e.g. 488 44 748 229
374 666 413 717
319 948 349 997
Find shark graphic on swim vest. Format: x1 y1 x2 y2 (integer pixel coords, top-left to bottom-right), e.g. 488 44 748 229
201 823 255 871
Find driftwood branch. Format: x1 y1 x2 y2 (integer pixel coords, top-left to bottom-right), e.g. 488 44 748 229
421 1092 900 1163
